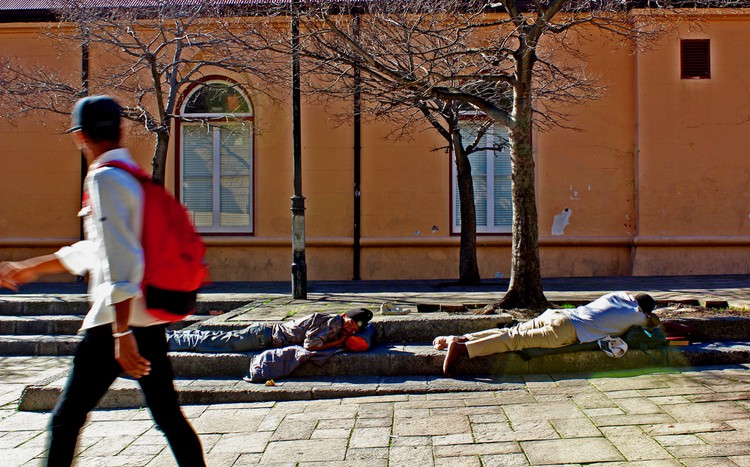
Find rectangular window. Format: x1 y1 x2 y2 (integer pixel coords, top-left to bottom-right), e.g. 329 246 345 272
681 39 711 79
452 123 512 234
181 122 253 233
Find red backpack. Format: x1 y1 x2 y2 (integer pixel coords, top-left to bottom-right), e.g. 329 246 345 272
94 160 208 322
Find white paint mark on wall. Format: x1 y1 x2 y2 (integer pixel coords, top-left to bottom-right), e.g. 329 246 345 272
569 185 581 201
552 208 571 236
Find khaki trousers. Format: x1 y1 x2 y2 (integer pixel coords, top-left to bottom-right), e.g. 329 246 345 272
465 310 578 358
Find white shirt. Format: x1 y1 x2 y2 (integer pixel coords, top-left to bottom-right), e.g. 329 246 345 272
55 149 164 331
561 292 649 343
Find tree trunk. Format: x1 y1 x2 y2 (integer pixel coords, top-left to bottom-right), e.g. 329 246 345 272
498 48 548 310
453 135 481 285
151 128 170 186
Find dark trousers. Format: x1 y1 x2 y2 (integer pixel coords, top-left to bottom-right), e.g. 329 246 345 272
47 324 205 467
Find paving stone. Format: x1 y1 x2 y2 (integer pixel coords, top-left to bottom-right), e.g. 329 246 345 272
615 397 664 415
270 418 317 441
210 431 272 454
349 426 391 448
481 453 531 467
503 400 586 423
317 418 355 430
345 447 389 460
572 389 618 409
388 445 434 467
311 428 351 439
355 417 392 428
586 460 683 467
643 421 735 436
699 419 750 443
78 434 137 457
653 434 707 446
435 455 482 467
300 461 387 467
681 457 742 466
550 417 602 438
392 414 470 436
591 413 676 427
431 433 474 445
390 435 431 446
730 455 750 467
600 425 673 461
191 410 264 434
668 443 750 458
522 437 623 464
260 439 347 464
76 454 156 466
432 441 520 457
662 401 750 423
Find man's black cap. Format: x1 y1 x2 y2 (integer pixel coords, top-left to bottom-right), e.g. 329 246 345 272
65 95 122 137
345 308 373 329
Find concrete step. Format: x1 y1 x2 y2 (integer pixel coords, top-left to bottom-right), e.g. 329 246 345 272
19 342 750 411
0 315 83 335
0 297 252 316
0 315 205 336
0 315 514 355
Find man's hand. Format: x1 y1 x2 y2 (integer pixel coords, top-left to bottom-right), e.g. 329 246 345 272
0 261 40 291
0 255 66 291
114 332 151 378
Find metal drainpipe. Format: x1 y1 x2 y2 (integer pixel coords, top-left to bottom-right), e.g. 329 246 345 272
352 13 361 281
630 44 640 275
77 34 89 283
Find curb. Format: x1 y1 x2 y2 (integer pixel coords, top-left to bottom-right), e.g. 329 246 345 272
18 342 750 411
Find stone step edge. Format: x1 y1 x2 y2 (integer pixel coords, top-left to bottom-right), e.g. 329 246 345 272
20 362 750 412
14 341 750 409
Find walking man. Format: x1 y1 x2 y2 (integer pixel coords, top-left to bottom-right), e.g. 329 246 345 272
0 96 205 466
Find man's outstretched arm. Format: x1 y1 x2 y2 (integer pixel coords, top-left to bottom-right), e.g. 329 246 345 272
0 255 68 291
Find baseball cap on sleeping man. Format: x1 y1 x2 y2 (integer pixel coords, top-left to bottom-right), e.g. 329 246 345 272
345 308 373 329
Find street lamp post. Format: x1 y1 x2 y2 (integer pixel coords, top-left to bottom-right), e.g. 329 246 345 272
290 0 307 298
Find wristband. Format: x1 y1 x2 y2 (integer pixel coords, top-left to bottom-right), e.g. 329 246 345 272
112 329 133 339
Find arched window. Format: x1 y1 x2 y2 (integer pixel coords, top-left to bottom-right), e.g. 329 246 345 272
179 80 254 233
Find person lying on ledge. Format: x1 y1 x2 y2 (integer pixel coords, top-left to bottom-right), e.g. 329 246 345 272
167 308 373 353
436 292 660 376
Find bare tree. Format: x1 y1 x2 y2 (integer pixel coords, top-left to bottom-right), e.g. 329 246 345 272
0 1 284 185
293 0 744 309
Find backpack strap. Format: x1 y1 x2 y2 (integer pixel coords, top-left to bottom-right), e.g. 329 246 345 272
99 160 152 182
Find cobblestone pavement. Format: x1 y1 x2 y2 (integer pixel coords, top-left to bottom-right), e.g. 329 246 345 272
3 276 750 465
2 357 750 466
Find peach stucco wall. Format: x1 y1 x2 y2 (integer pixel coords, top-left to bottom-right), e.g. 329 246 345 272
2 13 750 282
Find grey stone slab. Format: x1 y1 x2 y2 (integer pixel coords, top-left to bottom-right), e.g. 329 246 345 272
210 431 272 454
643 421 735 436
480 453 530 467
260 439 347 464
550 417 602 438
600 425 673 461
522 437 623 464
432 441 521 457
661 401 750 422
503 400 586 424
667 443 750 458
345 447 389 460
270 418 317 441
388 445 434 467
348 426 391 448
392 414 470 436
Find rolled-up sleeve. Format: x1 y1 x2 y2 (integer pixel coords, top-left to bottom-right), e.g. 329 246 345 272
88 169 144 305
55 240 97 276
